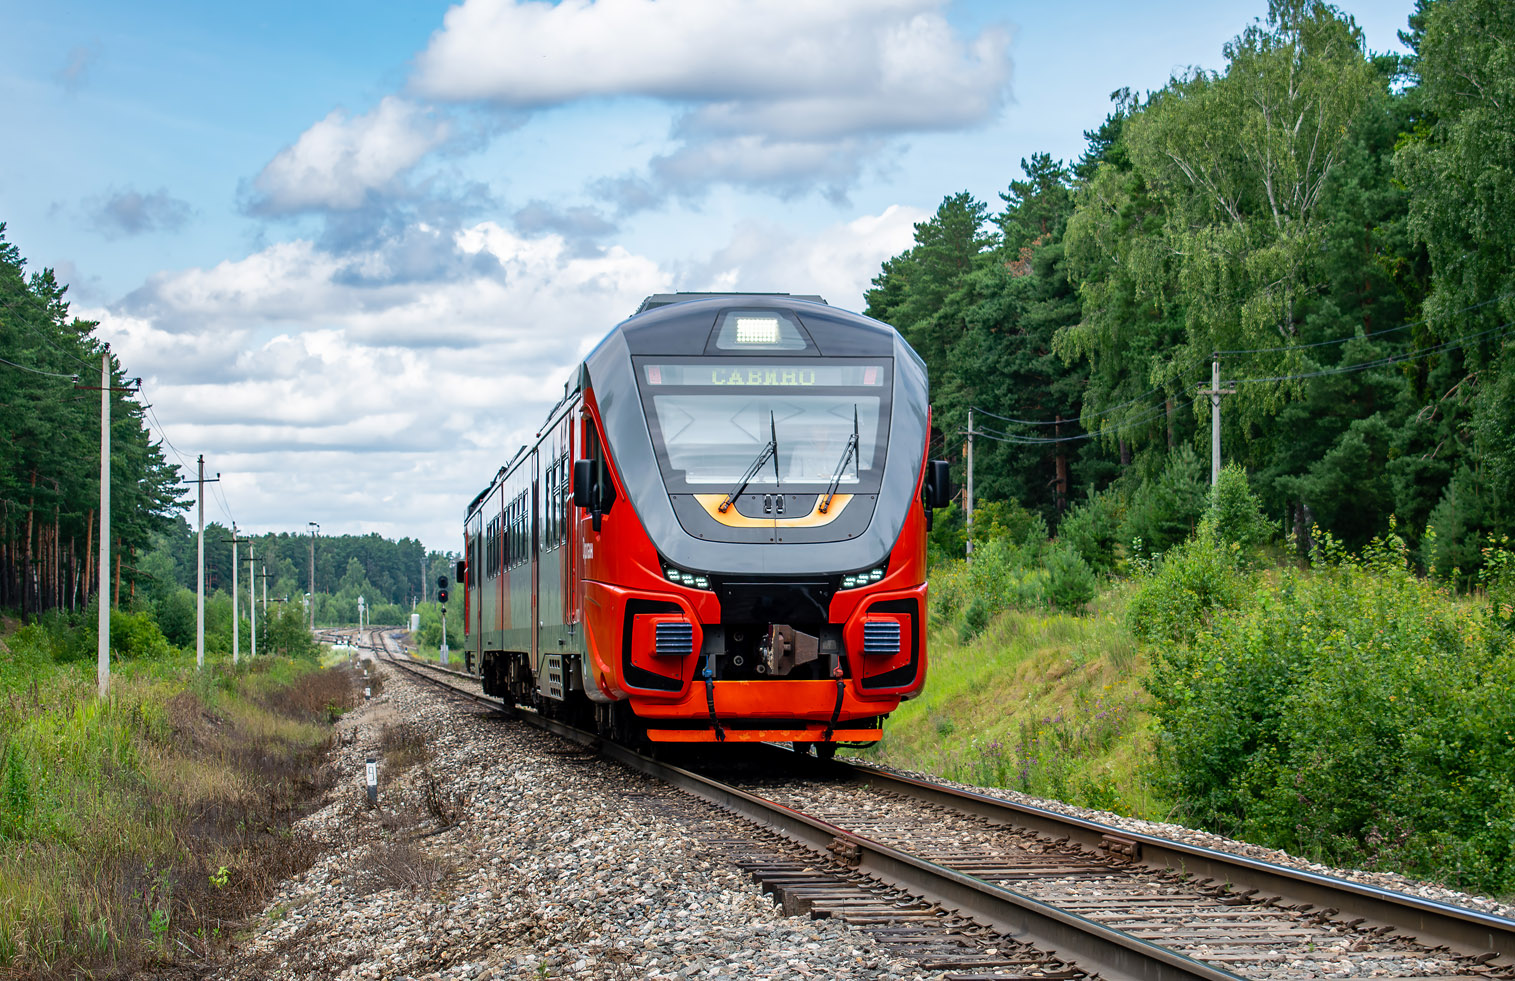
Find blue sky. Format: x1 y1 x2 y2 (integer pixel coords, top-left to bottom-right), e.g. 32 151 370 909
0 0 1417 550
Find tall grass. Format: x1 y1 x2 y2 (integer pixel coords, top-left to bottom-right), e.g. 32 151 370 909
0 634 357 976
870 584 1168 818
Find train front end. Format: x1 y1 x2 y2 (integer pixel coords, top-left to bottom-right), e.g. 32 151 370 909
575 295 950 748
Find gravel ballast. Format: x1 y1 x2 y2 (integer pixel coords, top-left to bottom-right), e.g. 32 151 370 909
210 652 1511 981
209 660 937 981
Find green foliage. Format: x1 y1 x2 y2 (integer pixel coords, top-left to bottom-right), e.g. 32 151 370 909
109 609 172 661
932 538 1049 641
1126 528 1249 646
1201 463 1272 554
1116 446 1208 554
0 744 32 839
1056 486 1124 573
0 224 188 615
1148 531 1515 893
1479 535 1515 630
1044 543 1098 612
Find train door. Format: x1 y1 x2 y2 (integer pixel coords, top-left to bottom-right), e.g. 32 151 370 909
466 511 482 669
530 448 540 664
561 412 577 636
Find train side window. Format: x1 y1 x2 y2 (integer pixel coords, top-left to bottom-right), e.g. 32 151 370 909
560 452 570 543
556 457 565 545
546 461 557 548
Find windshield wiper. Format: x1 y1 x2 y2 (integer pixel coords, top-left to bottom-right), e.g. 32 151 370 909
818 405 859 514
719 411 780 513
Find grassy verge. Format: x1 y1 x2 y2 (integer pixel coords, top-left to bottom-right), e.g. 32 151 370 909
867 583 1172 819
0 630 360 977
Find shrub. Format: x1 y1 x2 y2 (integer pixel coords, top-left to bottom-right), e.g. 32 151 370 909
1201 462 1271 554
933 535 1053 640
109 610 173 660
1044 543 1098 612
1125 528 1249 646
1147 530 1515 894
1057 487 1124 573
1117 446 1209 555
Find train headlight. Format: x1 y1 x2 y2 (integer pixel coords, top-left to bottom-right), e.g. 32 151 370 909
664 565 710 590
734 317 780 344
840 566 886 589
714 309 809 351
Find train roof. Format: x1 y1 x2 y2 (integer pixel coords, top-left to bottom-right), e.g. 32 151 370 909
634 292 826 315
608 293 900 359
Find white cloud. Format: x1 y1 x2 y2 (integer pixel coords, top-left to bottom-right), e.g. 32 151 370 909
413 0 1005 118
687 204 926 311
247 97 453 214
412 0 1010 198
92 209 911 549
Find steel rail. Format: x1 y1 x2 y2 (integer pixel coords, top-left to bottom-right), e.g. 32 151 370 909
364 633 1240 981
358 628 1512 976
831 763 1515 968
600 740 1243 981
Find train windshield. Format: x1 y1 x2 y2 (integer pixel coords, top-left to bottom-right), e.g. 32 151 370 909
635 359 893 491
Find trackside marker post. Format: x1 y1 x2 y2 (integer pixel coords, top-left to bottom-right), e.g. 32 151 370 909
366 757 378 805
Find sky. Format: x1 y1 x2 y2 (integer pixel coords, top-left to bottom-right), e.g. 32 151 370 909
0 0 1418 552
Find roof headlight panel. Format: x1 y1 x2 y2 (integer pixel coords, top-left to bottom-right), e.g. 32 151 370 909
713 309 810 351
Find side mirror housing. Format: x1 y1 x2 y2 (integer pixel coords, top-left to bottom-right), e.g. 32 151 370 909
925 459 953 509
573 459 594 508
455 559 466 585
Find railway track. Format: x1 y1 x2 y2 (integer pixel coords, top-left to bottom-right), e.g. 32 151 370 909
336 627 1515 981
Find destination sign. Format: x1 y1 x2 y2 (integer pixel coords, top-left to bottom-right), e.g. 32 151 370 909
643 363 885 388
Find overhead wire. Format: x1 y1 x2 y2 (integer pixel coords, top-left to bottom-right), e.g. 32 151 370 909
0 304 101 372
971 363 1204 428
1230 318 1515 384
971 395 1199 445
1214 291 1515 356
0 353 78 379
210 479 237 527
961 297 1513 438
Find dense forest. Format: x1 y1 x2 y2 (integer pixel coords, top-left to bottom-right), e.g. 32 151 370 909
0 223 183 616
870 0 1514 580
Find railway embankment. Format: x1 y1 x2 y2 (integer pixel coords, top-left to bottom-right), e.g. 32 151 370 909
210 656 929 981
876 526 1515 906
0 615 360 978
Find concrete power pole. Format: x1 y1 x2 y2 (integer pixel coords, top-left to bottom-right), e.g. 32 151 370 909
964 406 975 562
308 522 319 631
1199 353 1237 486
228 525 244 665
197 456 205 669
193 457 219 670
97 347 110 698
248 541 256 659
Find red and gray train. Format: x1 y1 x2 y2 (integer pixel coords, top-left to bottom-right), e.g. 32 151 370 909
458 293 950 752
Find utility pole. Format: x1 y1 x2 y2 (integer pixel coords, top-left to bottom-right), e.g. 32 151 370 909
255 564 272 654
80 348 139 697
97 347 110 698
224 526 248 664
1198 353 1237 486
248 541 256 659
182 458 221 670
308 522 319 631
964 406 975 562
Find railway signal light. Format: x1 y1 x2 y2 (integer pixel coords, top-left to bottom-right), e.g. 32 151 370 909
438 588 448 604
